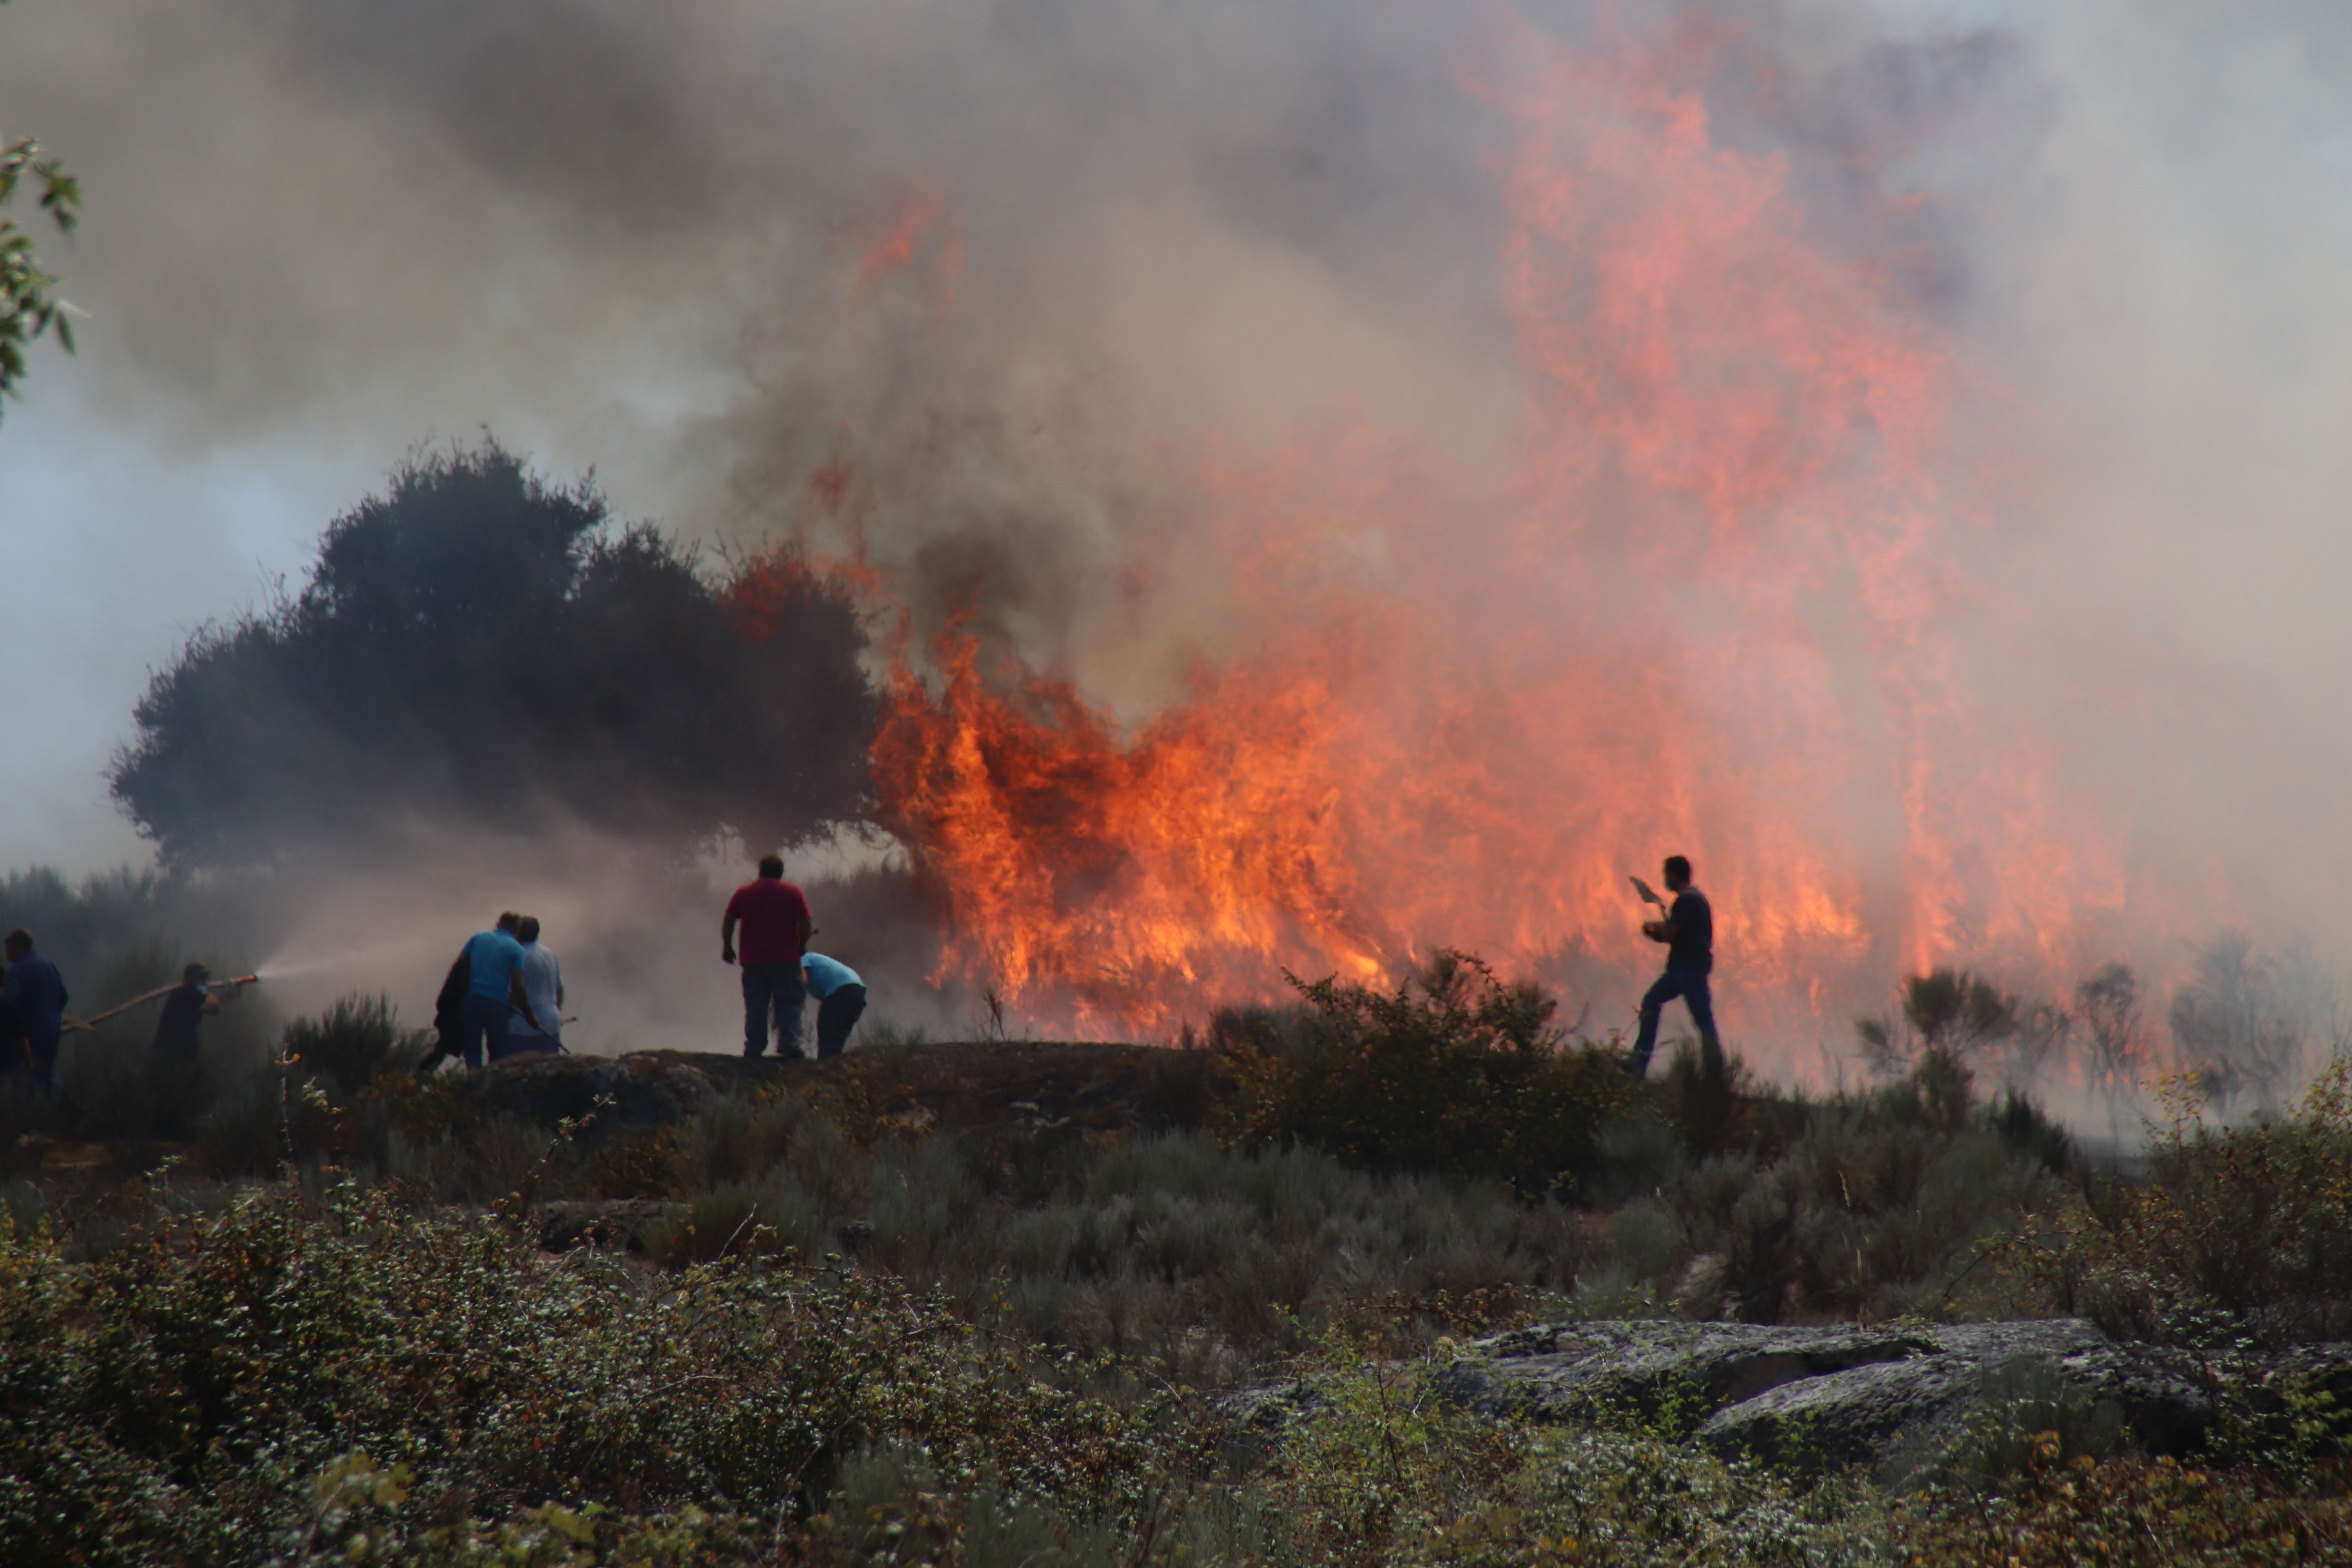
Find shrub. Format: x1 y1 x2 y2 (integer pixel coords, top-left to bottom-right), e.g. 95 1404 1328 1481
1660 1054 2065 1323
0 1182 1166 1564
1244 1349 1848 1568
2014 1057 2352 1350
1213 952 1630 1197
280 994 429 1098
1881 1445 2352 1566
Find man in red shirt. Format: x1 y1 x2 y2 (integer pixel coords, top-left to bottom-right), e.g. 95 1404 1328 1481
722 854 815 1059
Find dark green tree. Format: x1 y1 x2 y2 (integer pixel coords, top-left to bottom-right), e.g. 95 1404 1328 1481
111 443 877 864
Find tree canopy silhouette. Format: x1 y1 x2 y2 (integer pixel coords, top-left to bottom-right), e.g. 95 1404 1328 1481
111 443 876 865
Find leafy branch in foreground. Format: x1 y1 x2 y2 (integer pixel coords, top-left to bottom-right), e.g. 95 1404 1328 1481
0 127 78 412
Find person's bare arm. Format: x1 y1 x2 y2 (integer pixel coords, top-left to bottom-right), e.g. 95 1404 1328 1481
1641 919 1679 942
721 909 740 965
797 914 813 951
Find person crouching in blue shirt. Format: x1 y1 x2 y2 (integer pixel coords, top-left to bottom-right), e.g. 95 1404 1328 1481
800 953 867 1060
456 913 546 1069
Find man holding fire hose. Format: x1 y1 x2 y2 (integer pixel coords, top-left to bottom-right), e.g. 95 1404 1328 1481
152 962 256 1060
1626 855 1723 1081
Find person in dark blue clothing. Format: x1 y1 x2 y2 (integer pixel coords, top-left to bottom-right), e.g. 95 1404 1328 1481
151 963 252 1061
1626 857 1722 1080
0 989 29 1082
413 949 474 1076
2 929 69 1100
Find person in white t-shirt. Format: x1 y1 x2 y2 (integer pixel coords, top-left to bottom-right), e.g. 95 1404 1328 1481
503 915 566 1058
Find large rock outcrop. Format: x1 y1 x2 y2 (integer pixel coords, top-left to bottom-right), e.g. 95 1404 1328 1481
1241 1319 2352 1477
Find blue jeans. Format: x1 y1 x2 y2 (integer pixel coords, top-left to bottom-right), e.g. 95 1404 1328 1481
457 993 512 1071
1629 969 1718 1078
742 962 806 1058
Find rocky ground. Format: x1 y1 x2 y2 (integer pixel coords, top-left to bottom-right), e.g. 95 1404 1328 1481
1229 1318 2352 1477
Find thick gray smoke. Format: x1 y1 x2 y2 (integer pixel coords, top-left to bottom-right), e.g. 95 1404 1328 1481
6 0 2352 1083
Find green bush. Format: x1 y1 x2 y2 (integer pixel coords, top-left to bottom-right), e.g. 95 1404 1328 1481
1880 1445 2352 1566
1213 952 1630 1198
282 993 431 1098
0 1182 1165 1565
2016 1057 2352 1350
9 1062 2351 1565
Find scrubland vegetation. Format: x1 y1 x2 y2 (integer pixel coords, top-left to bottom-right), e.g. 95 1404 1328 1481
3 946 2349 1564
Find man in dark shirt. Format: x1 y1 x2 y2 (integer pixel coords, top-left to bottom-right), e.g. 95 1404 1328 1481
722 854 814 1060
2 929 68 1098
152 963 248 1060
1627 855 1722 1080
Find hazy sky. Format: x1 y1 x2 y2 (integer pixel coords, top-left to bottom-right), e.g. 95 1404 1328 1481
5 0 2352 905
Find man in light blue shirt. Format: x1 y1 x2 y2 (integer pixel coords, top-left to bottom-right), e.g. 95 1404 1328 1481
801 953 866 1060
502 915 565 1060
456 912 542 1069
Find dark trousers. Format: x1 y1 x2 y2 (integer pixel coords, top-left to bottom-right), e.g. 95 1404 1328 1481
1629 969 1720 1078
456 993 512 1071
815 984 866 1060
494 1030 561 1063
742 962 806 1058
22 1028 62 1100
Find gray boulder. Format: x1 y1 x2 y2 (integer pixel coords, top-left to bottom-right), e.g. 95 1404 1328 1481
1429 1318 2351 1475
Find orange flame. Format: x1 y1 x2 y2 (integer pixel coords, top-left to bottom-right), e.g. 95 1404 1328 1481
848 180 966 323
756 20 2203 1055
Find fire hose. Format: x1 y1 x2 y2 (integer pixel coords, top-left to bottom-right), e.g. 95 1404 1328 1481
67 974 260 1032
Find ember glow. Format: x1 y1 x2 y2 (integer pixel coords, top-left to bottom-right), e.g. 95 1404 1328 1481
753 19 2189 1049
